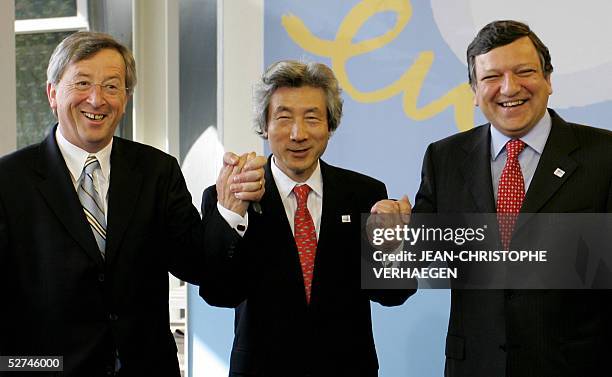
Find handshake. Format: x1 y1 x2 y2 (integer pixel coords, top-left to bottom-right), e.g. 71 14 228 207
216 151 267 217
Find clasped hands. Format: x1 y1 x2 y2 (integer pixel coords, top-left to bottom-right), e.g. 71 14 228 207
368 195 412 251
216 152 266 217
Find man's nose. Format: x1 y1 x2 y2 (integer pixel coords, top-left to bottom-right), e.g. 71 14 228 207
500 73 520 97
290 120 308 141
86 84 106 107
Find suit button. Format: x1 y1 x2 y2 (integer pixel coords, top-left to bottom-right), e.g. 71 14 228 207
499 343 507 352
98 273 105 282
109 313 119 321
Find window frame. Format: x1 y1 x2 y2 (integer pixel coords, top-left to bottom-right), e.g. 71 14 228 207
15 0 89 34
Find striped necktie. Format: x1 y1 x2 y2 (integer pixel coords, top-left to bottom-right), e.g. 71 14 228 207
78 155 107 258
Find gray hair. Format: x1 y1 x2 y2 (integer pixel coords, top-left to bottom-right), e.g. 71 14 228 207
467 20 553 89
253 60 343 137
47 31 137 95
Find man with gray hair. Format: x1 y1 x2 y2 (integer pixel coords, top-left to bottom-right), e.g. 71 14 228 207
199 60 413 377
0 31 265 376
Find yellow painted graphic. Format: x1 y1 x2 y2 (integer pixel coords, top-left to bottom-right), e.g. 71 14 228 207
282 0 475 131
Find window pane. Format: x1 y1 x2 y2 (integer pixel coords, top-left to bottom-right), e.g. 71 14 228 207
15 0 77 20
16 31 74 148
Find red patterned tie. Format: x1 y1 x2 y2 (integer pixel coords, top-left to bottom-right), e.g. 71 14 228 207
497 139 526 249
293 184 317 304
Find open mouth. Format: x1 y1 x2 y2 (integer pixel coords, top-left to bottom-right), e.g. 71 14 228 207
82 111 106 121
499 99 527 108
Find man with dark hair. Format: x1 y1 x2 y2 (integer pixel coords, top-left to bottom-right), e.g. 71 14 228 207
0 31 265 376
200 60 413 377
376 20 612 376
466 20 554 89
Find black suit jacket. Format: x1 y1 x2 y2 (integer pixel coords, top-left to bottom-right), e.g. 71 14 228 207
413 109 612 377
200 159 413 377
0 128 205 377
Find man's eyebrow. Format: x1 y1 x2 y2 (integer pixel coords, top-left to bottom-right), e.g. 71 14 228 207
69 72 123 82
272 105 292 113
478 66 499 74
514 63 538 70
71 72 92 79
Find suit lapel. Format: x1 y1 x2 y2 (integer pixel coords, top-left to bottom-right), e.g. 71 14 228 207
104 138 143 265
316 160 345 262
460 125 496 213
259 158 304 286
35 128 104 265
310 161 352 305
521 111 578 213
259 158 295 241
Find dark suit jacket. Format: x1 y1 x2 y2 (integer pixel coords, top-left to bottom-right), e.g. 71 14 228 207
0 128 205 377
200 159 413 377
413 109 612 377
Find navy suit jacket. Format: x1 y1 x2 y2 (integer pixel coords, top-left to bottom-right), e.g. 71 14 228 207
200 159 413 377
0 127 205 377
413 109 612 377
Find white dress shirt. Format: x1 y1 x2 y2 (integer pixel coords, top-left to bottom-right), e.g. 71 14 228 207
271 157 323 237
490 110 552 200
217 201 249 236
55 127 112 219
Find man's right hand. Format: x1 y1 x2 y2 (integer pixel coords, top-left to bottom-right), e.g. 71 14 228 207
216 152 266 217
367 195 412 251
370 195 412 222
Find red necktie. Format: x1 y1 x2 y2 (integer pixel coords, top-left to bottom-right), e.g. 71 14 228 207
497 139 526 249
293 184 317 304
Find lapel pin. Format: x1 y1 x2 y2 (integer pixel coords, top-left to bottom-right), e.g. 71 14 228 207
341 215 351 223
553 168 565 178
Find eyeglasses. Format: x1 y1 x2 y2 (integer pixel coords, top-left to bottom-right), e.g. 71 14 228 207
65 80 129 96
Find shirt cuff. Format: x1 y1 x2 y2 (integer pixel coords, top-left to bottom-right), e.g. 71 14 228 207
216 202 249 237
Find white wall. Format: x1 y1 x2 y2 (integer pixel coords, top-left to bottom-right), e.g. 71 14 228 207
218 0 264 155
132 0 180 158
0 0 17 156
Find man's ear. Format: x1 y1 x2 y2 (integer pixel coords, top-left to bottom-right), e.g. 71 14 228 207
47 82 57 110
122 94 131 113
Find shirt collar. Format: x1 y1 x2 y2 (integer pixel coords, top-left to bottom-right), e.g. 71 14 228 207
270 156 323 199
490 109 552 160
55 126 113 183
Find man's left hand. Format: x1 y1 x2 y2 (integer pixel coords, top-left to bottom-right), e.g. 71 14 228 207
217 152 266 217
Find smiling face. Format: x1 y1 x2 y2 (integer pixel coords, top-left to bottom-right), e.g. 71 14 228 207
47 48 128 153
473 36 553 138
265 86 330 182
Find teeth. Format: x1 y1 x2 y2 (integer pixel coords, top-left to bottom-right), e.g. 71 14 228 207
83 112 105 120
501 100 525 107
